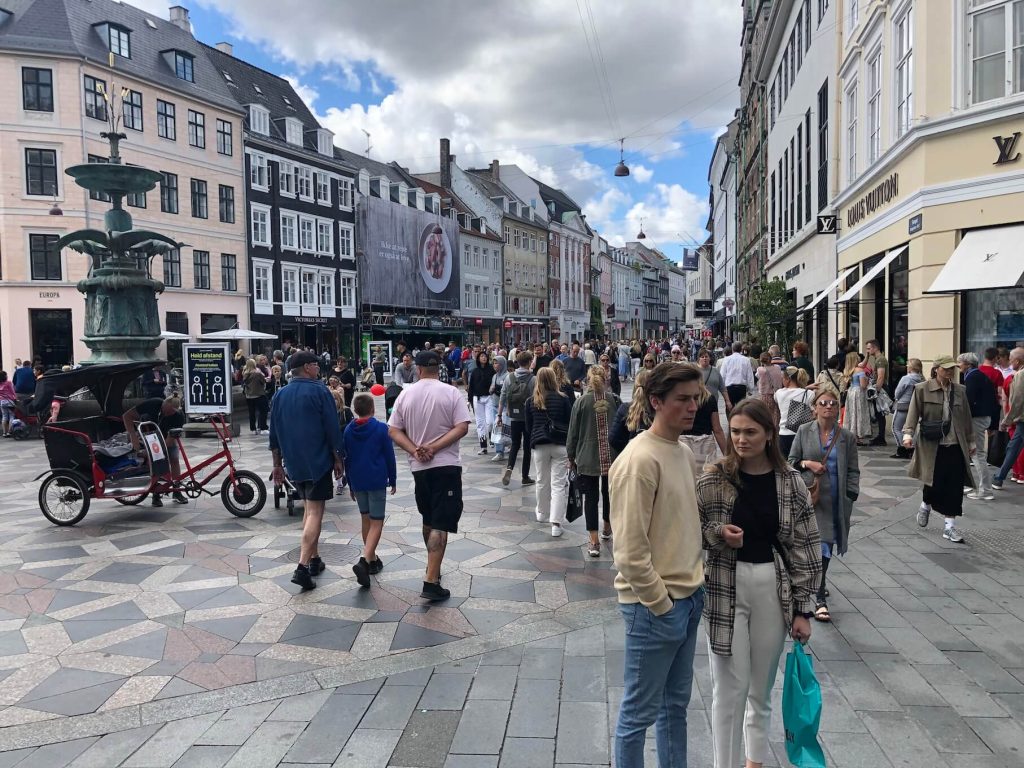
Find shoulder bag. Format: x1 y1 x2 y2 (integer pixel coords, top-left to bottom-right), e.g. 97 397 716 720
785 390 815 432
802 429 837 507
919 386 953 441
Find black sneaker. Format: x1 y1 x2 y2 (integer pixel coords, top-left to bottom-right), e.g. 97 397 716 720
172 491 188 504
420 580 450 601
521 477 536 486
368 558 384 575
151 495 163 507
352 557 370 588
290 565 316 591
870 438 887 446
308 556 325 576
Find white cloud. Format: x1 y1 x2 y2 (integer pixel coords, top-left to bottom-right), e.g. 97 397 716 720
282 75 320 112
632 165 654 184
599 184 709 249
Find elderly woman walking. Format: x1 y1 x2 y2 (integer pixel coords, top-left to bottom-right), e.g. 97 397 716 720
789 392 860 622
891 358 924 458
756 352 784 425
902 355 975 544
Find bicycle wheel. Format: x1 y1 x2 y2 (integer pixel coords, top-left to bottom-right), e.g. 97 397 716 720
221 470 266 518
114 492 149 506
39 472 90 526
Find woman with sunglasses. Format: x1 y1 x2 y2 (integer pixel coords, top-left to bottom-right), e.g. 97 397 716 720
788 394 860 623
641 353 658 373
599 353 621 398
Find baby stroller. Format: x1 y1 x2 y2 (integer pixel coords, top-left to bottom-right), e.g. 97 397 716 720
359 367 376 391
8 417 30 440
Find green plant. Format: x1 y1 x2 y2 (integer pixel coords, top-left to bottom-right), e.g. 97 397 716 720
744 278 795 349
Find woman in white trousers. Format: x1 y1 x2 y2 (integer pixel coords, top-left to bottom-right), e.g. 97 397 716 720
467 350 495 454
524 368 573 536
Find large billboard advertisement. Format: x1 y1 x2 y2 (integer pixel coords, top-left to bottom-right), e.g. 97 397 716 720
356 195 461 309
681 247 700 271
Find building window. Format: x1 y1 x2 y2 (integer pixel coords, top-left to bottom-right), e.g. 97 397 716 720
299 218 314 251
286 119 303 146
157 99 176 140
866 52 881 164
846 0 859 37
127 187 146 208
251 207 270 246
301 271 316 305
86 154 110 202
218 185 234 223
969 0 1022 103
279 161 294 195
796 123 803 232
845 81 858 183
253 263 270 303
817 80 828 211
25 148 57 196
338 224 353 258
818 0 829 24
122 89 142 131
30 234 61 281
317 220 332 253
804 110 812 224
216 119 232 155
894 7 914 137
162 249 181 287
220 254 237 292
22 67 53 112
315 173 330 204
190 178 208 219
84 75 107 121
249 105 269 135
161 171 178 214
174 52 194 82
504 225 510 243
295 166 312 199
280 212 296 249
319 273 334 307
193 251 210 289
187 110 205 148
338 177 354 209
282 268 298 304
249 153 268 189
340 275 355 307
108 24 130 58
769 171 777 256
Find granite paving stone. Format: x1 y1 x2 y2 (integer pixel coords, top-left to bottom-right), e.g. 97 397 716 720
331 727 401 768
359 681 423 730
122 712 222 768
418 672 473 710
468 664 518 700
448 699 511 755
389 710 461 768
169 745 237 768
507 678 560 739
498 737 555 768
283 692 373 764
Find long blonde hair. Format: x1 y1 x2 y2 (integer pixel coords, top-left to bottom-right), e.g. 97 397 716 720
532 367 564 410
626 369 652 432
549 358 571 390
243 358 257 374
587 364 607 397
842 350 860 379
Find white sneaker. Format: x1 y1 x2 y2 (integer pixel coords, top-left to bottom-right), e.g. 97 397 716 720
535 510 545 522
551 524 563 537
490 453 504 462
962 486 974 495
943 526 965 544
966 489 995 501
916 503 930 528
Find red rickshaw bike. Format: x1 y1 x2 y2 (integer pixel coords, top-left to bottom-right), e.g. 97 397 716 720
32 361 266 526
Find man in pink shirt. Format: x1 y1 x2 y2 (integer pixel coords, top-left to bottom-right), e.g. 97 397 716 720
388 350 471 600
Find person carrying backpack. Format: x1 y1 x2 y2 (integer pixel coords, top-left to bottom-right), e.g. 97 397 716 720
497 350 536 487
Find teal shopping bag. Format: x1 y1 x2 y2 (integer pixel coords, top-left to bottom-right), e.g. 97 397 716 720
782 643 826 768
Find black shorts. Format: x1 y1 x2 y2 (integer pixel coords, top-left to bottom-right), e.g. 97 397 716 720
413 466 463 533
295 469 334 502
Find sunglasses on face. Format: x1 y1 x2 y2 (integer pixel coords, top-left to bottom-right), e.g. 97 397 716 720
817 400 838 408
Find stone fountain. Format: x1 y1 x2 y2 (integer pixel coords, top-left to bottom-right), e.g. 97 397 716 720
57 129 183 364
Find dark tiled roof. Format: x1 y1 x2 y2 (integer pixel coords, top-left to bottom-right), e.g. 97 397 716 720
333 146 422 187
534 178 581 218
413 175 504 243
0 0 241 113
465 169 546 230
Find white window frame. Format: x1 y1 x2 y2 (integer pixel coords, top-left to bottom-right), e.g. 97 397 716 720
278 160 294 196
285 117 303 147
316 219 333 255
280 211 297 251
299 217 315 252
338 177 354 209
250 204 271 247
300 269 317 309
894 5 914 137
295 165 313 201
319 271 335 316
966 0 1022 104
317 129 333 156
847 0 859 38
315 172 331 205
845 79 859 184
340 272 356 311
867 49 882 163
338 223 354 259
249 152 268 190
281 266 299 311
249 105 270 136
252 257 274 314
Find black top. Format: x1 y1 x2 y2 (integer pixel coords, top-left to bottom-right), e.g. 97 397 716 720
964 367 1000 427
604 366 621 397
733 470 779 564
468 365 495 398
525 392 573 448
134 397 186 437
609 401 643 453
793 356 815 382
690 396 717 436
563 356 586 386
336 368 356 405
535 354 553 370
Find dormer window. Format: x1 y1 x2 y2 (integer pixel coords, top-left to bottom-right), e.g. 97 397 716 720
316 128 333 156
425 193 440 214
285 117 303 147
174 52 193 82
108 24 130 58
248 105 269 136
508 201 519 217
396 182 408 206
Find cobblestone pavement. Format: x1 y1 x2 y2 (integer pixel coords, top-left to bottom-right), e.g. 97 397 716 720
1 390 1023 765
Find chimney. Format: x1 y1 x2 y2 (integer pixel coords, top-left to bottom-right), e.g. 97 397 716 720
215 41 233 55
490 159 500 182
169 6 190 32
439 138 451 189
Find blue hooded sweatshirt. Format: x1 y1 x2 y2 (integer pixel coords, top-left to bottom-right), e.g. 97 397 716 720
343 417 397 493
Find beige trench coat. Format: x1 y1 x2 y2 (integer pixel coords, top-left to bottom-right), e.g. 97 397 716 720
903 379 974 487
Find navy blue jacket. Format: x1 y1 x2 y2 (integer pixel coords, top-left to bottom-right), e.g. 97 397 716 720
343 417 397 492
12 367 35 395
964 367 1000 429
268 378 344 482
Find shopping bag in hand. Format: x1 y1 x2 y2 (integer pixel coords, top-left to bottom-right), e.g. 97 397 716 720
490 423 506 448
782 643 826 768
565 467 584 523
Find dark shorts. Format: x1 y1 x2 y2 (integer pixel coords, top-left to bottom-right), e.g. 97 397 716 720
295 469 334 502
413 465 463 533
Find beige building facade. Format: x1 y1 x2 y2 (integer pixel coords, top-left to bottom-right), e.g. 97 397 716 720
834 0 1024 378
0 1 246 369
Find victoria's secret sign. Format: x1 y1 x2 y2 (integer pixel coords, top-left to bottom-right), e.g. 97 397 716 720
846 173 899 228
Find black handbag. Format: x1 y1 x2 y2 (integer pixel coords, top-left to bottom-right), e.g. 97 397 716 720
565 467 584 523
988 429 1009 467
785 391 814 432
544 410 569 444
919 386 953 441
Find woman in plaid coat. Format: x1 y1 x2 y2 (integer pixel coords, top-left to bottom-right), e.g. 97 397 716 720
696 398 822 768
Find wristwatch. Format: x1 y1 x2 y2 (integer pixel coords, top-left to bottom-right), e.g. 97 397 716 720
798 611 814 620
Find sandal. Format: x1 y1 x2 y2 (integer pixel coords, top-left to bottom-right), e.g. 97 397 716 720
600 527 612 541
587 542 600 558
814 602 831 622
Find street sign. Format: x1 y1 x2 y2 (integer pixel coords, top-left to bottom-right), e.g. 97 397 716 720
816 215 838 234
182 343 232 415
694 299 713 317
908 213 923 235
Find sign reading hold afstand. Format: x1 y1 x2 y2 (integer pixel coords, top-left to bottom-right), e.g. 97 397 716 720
182 343 232 415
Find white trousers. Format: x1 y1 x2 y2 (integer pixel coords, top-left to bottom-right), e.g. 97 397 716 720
474 396 492 441
710 561 786 768
532 443 569 525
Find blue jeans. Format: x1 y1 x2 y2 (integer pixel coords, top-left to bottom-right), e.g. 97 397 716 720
615 589 705 768
995 420 1024 484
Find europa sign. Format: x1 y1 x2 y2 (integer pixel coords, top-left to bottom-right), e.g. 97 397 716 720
846 173 899 228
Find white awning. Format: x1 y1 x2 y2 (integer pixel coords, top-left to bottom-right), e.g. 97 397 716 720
797 267 857 314
835 246 908 305
926 225 1024 293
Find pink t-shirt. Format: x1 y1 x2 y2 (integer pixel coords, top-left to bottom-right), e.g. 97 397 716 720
388 378 471 471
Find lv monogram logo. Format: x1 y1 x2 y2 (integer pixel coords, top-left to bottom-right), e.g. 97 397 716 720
993 132 1022 165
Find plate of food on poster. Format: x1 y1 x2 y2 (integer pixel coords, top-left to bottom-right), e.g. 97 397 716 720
418 223 453 293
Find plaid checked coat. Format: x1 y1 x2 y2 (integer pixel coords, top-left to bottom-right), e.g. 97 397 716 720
696 466 822 656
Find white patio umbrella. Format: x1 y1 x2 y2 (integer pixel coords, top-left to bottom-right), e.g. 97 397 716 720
159 331 191 340
198 329 278 340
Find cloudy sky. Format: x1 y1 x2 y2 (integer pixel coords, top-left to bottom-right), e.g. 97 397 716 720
130 0 742 254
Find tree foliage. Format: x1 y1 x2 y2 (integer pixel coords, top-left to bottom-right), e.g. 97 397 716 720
744 278 795 349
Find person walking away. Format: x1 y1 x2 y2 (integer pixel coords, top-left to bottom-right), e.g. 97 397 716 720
698 398 820 768
903 355 975 543
618 341 631 381
630 338 643 378
0 372 16 437
891 358 924 458
789 394 859 623
993 347 1024 490
774 365 813 456
791 341 815 382
387 351 471 601
467 350 494 454
497 351 536 487
525 367 572 537
231 349 246 384
844 358 873 445
610 370 651 453
599 352 621 397
609 362 706 768
681 363 728 473
242 359 269 435
344 393 396 587
959 352 999 499
123 397 189 506
12 360 35 413
865 339 890 446
269 352 345 590
755 352 784 426
720 341 756 411
567 366 618 556
490 355 509 462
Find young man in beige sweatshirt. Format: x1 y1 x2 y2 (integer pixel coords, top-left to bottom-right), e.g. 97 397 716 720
609 361 705 768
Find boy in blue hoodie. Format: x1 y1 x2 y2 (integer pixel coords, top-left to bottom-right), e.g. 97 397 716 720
344 393 397 587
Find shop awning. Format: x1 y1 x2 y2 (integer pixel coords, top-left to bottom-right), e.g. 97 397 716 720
797 267 857 314
836 246 907 305
925 225 1024 294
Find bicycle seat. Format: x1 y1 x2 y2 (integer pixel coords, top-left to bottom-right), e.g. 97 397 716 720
167 428 184 439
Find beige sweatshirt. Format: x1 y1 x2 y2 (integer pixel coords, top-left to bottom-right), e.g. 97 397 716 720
609 430 704 615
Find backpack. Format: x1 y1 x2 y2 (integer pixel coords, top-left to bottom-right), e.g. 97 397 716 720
506 374 532 419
